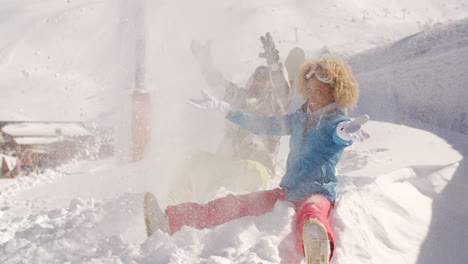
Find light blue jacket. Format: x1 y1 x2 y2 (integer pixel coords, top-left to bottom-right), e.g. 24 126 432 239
226 103 352 204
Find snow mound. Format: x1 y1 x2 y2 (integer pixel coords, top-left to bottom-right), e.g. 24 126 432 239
1 121 465 264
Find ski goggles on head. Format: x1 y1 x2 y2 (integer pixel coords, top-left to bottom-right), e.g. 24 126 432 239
254 66 269 80
305 65 333 84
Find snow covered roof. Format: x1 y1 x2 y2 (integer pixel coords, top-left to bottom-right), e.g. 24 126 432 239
13 137 67 145
2 123 91 137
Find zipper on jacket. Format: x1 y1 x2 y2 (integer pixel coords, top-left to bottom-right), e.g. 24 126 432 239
320 169 324 185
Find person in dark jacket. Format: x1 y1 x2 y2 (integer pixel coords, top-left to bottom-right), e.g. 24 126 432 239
169 33 304 203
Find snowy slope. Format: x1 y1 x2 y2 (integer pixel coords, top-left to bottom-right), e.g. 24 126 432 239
0 0 468 264
0 0 118 122
349 17 468 135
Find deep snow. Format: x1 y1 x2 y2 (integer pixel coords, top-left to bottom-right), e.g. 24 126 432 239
0 0 467 263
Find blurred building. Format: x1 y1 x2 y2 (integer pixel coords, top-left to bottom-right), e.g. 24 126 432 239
0 121 93 156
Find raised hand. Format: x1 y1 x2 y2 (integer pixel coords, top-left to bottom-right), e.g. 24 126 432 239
187 89 230 116
258 32 280 67
190 40 212 62
336 115 371 142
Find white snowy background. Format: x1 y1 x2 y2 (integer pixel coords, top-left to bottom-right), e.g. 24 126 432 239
0 0 467 263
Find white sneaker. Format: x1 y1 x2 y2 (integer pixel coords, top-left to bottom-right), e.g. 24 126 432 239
302 218 330 264
144 192 170 237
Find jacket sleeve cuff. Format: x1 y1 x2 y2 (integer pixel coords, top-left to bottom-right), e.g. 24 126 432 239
268 62 281 72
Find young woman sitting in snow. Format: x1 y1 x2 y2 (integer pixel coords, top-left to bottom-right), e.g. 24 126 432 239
144 56 370 264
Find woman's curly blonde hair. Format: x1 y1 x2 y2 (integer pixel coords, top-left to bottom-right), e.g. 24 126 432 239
295 56 359 108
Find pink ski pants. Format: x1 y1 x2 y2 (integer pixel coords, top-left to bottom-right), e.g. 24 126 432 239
165 188 335 259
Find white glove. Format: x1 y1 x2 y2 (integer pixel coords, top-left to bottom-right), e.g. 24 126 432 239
336 115 371 142
187 89 231 117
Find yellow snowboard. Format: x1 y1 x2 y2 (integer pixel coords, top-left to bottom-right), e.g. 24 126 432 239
169 151 271 203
